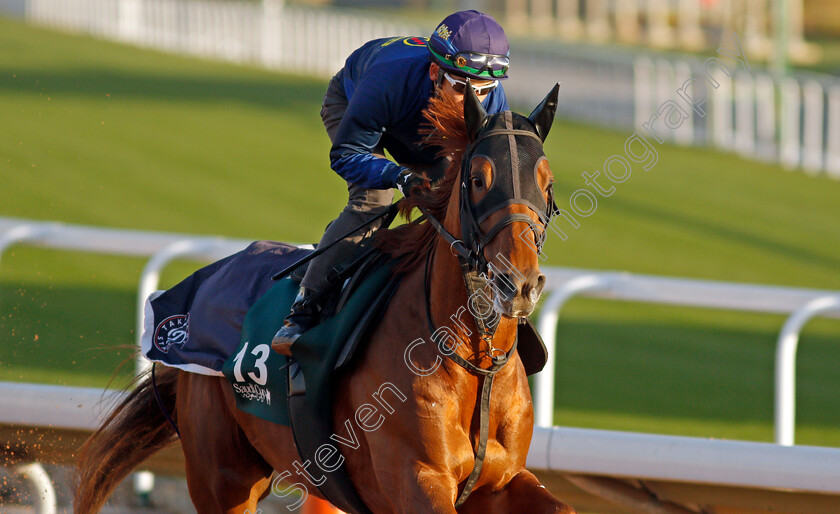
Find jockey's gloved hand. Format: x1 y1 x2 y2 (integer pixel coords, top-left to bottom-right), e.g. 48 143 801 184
395 169 430 198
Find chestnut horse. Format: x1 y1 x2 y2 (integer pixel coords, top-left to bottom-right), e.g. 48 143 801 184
74 84 575 514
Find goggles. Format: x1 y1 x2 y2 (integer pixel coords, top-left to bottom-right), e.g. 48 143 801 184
443 72 498 96
429 46 510 79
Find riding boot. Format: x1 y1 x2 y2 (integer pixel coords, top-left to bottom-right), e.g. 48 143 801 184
271 287 322 356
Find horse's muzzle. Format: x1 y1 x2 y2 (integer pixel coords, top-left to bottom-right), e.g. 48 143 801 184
492 269 546 318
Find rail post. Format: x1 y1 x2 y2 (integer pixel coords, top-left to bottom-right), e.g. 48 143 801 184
774 295 840 446
533 275 615 427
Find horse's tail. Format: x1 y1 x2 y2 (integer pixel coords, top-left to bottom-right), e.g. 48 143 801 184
74 366 180 514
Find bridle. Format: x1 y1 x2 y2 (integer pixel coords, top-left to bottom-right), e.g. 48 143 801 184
418 110 556 355
456 125 555 273
416 111 557 506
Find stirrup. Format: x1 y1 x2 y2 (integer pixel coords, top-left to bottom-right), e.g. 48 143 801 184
271 327 303 356
270 287 321 355
271 340 295 357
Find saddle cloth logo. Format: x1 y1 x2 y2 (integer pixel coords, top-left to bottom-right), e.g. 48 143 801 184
233 383 271 405
154 314 190 353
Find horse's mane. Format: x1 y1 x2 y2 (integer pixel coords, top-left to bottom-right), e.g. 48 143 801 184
374 93 470 273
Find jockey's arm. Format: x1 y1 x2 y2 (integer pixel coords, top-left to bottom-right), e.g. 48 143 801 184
328 75 408 190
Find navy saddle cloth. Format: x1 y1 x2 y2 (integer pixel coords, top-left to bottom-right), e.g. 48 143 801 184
140 240 312 376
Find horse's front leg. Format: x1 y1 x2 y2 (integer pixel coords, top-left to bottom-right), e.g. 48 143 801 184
363 463 459 513
457 469 576 514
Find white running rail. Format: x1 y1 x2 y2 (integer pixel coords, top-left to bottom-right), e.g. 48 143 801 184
775 295 840 446
535 267 840 442
1 216 839 447
527 425 840 494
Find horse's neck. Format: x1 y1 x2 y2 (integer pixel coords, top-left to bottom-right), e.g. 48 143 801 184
428 237 518 368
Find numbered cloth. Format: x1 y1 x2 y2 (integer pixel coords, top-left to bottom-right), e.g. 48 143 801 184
221 258 398 426
140 241 312 376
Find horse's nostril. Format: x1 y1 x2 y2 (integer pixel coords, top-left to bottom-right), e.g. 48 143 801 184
492 269 545 306
493 273 519 299
525 273 546 303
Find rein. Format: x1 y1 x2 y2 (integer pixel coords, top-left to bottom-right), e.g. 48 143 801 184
416 117 553 506
422 244 517 507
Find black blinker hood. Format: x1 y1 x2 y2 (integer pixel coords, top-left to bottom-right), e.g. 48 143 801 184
466 111 550 224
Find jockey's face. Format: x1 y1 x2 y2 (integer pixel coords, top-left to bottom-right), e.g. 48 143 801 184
429 63 493 104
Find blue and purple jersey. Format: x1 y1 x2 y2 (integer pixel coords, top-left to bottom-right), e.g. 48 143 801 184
329 36 509 189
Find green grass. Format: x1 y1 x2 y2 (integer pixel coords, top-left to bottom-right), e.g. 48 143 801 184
552 298 840 445
1 17 839 446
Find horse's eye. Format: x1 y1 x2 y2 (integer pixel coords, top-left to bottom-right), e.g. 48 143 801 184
471 176 484 188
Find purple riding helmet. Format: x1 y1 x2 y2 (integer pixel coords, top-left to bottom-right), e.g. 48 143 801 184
428 10 510 81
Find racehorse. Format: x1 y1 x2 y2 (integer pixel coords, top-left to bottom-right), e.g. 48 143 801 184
74 83 575 514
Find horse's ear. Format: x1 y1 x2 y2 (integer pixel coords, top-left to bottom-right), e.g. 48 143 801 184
528 83 560 142
464 78 487 141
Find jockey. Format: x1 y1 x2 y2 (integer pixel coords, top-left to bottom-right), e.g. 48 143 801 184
272 10 511 355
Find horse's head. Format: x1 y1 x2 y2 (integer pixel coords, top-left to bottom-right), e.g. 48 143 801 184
453 82 560 318
376 82 559 320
